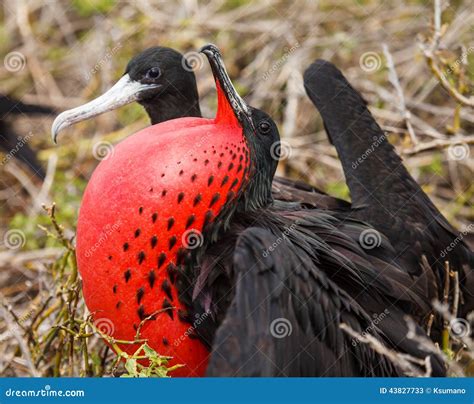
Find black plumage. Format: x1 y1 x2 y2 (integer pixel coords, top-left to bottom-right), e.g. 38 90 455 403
194 207 445 376
303 60 473 319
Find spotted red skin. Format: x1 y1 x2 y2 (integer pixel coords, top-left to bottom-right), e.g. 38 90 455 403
77 109 249 376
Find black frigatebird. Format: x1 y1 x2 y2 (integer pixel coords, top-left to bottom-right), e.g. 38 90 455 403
52 44 445 376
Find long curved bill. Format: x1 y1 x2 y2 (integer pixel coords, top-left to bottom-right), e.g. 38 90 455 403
200 44 255 133
51 74 160 143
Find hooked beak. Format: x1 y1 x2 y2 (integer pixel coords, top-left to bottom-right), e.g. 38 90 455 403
51 74 160 143
200 44 255 132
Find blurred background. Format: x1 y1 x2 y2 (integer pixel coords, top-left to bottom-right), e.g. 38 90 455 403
0 0 472 376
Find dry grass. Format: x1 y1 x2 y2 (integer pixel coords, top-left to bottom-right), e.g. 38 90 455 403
0 0 472 376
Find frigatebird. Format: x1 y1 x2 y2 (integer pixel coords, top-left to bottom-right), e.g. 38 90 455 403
52 44 445 376
0 95 53 179
52 46 472 330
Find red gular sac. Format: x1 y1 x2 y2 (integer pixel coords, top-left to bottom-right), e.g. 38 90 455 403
54 46 255 377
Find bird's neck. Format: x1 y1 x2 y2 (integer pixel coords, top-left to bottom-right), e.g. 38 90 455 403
238 162 275 212
143 92 202 125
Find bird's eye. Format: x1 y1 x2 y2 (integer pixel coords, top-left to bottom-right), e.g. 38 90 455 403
146 67 161 79
258 120 271 134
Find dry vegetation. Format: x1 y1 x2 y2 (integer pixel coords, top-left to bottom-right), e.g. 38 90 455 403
0 0 472 377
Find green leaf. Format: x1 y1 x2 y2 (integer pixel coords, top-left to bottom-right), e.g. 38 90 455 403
124 358 138 376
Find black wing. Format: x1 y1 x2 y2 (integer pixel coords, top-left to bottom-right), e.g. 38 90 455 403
303 60 474 315
206 226 402 377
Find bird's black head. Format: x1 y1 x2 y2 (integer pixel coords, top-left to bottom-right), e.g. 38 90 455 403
124 47 201 123
242 107 280 209
52 46 201 142
201 44 280 211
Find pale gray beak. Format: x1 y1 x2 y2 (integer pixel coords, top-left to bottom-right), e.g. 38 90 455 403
51 74 160 143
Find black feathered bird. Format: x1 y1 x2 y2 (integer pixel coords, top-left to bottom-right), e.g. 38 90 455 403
0 95 53 179
52 46 472 325
304 60 474 319
53 45 445 376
